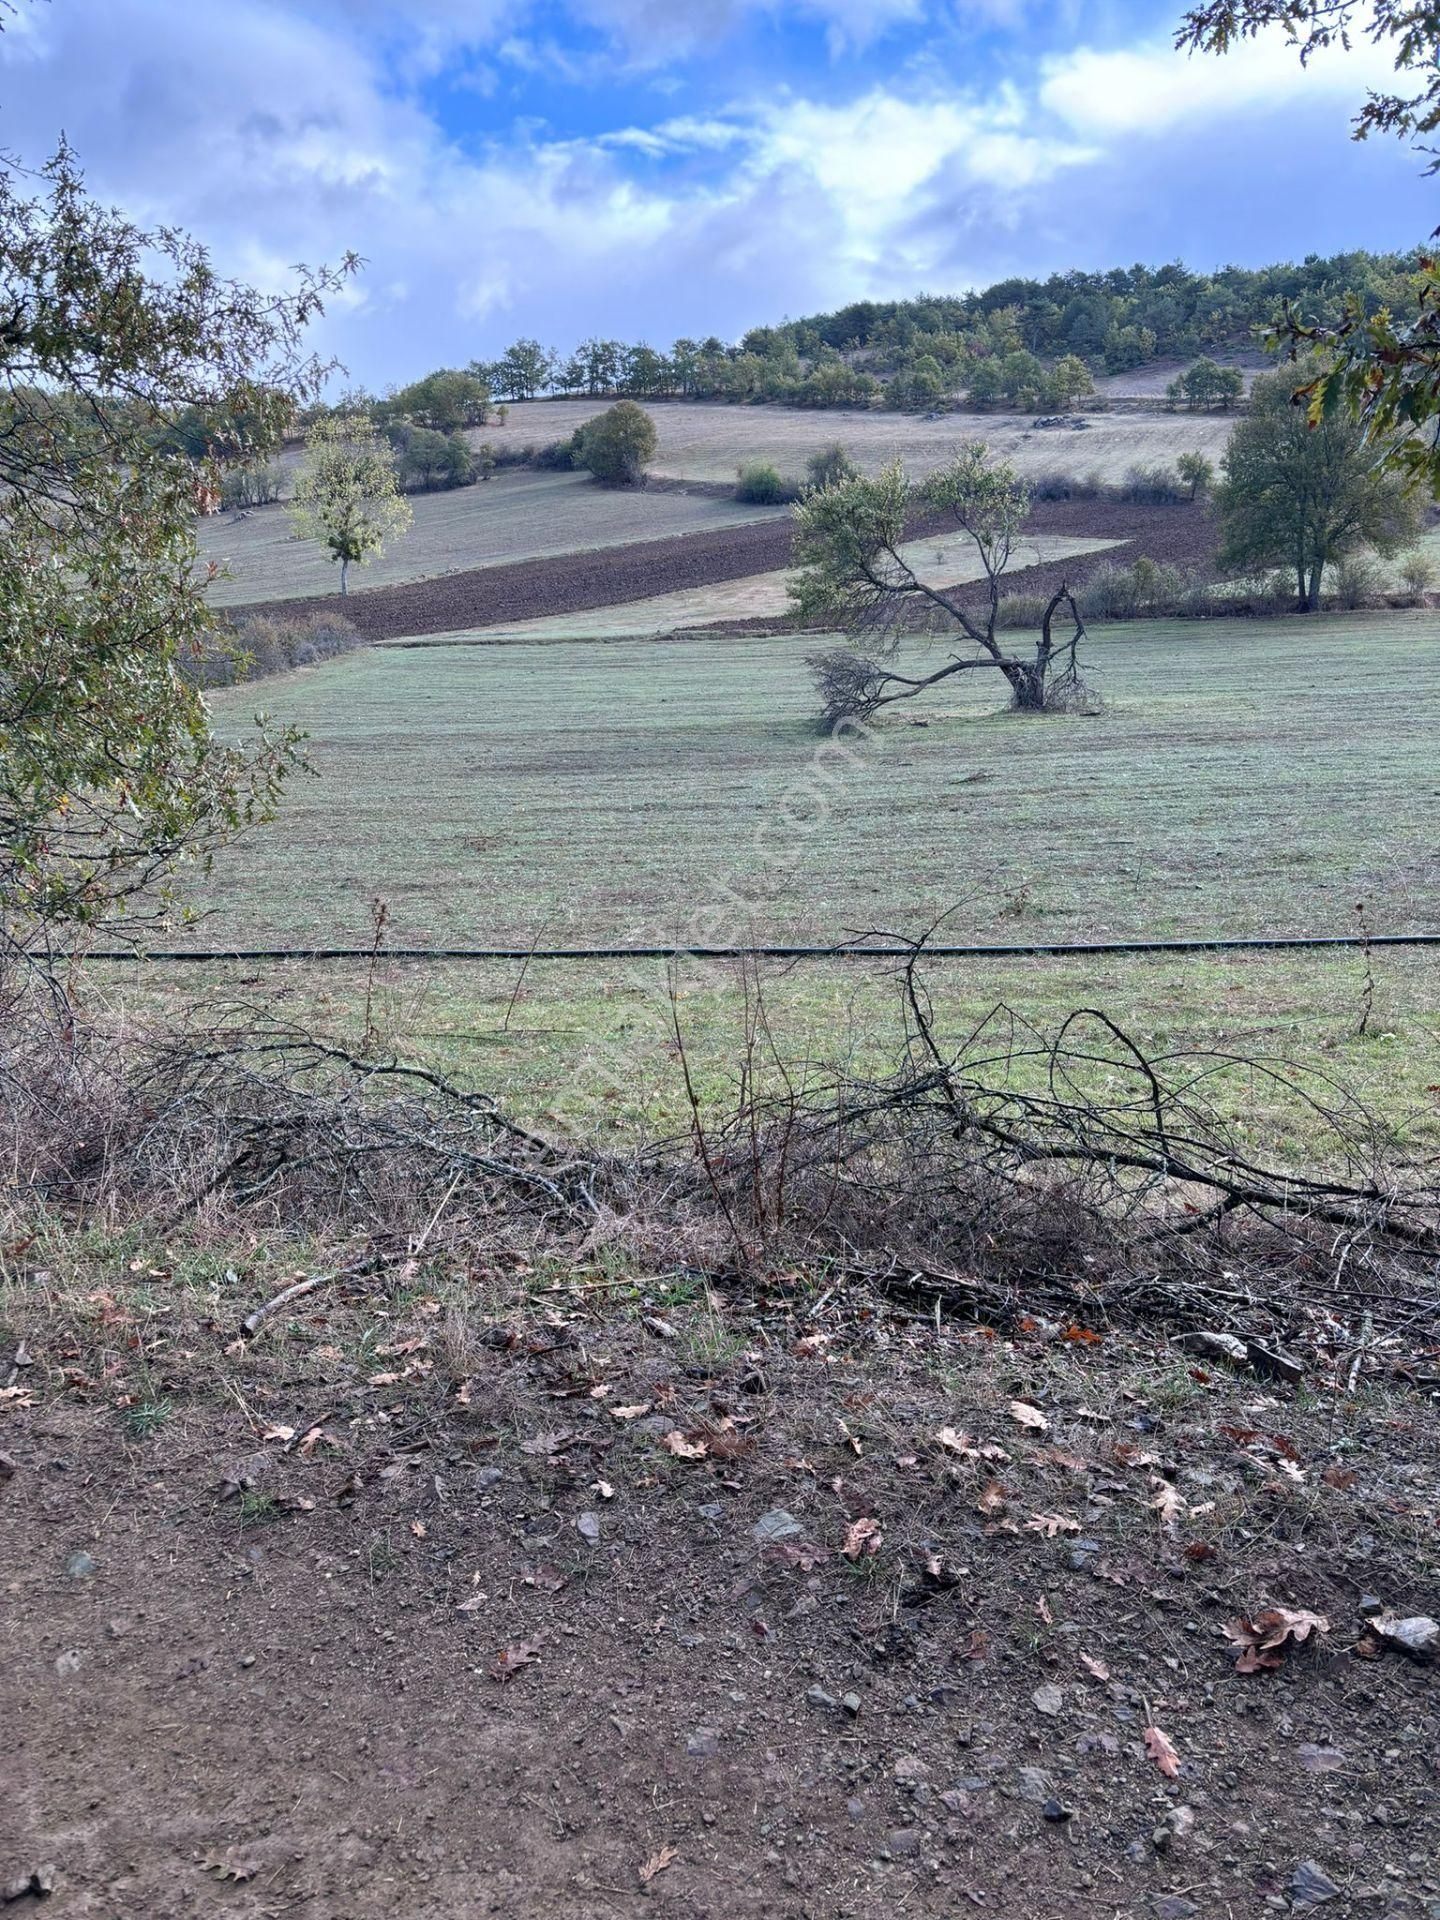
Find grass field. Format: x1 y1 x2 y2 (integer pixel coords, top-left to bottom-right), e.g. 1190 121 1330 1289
199 467 786 607
198 607 1439 951
384 531 1123 642
493 397 1237 485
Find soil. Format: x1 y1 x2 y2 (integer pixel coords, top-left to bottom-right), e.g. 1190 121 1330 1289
226 499 1217 647
3 1255 1436 1919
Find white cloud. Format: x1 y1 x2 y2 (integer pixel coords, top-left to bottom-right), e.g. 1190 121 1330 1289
1040 22 1402 136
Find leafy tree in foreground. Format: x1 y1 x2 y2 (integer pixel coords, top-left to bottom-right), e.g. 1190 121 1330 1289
0 141 348 942
290 414 412 593
1215 361 1422 608
792 448 1090 720
575 400 657 485
1178 0 1440 486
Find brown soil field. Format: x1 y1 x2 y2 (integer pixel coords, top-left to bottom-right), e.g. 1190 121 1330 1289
231 497 1216 646
5 1253 1436 1919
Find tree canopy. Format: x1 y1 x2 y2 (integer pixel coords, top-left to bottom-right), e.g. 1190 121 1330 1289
0 141 348 943
289 414 411 593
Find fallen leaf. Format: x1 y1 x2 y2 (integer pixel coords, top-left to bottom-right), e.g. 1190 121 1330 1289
1321 1466 1357 1490
841 1516 881 1560
1149 1477 1185 1534
1026 1512 1081 1538
976 1481 1008 1515
1227 1606 1330 1673
260 1424 296 1445
1079 1652 1110 1682
297 1426 333 1458
1036 1594 1053 1625
592 1479 615 1500
410 1520 427 1539
1009 1401 1050 1433
1143 1725 1181 1778
934 1426 978 1457
367 1371 402 1387
455 1590 489 1613
660 1431 708 1460
491 1640 542 1683
609 1404 652 1422
523 1562 566 1593
638 1845 678 1884
520 1429 574 1456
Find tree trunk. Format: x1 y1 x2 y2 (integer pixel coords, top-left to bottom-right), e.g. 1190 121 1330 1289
1305 559 1324 612
1006 663 1046 711
340 557 349 597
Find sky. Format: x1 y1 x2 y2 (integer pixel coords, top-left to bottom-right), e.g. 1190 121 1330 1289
0 0 1432 389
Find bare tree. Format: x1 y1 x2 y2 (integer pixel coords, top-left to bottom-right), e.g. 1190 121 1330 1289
789 447 1091 722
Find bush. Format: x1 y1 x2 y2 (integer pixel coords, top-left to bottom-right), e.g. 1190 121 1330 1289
994 591 1053 629
533 434 581 471
1077 555 1210 621
735 461 796 504
1327 554 1382 610
805 443 857 492
1116 462 1186 505
576 400 657 485
220 463 284 510
192 610 364 688
396 427 474 491
1398 549 1437 598
1027 468 1105 502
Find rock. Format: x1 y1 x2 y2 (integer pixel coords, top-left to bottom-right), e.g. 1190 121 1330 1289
886 1828 921 1858
1370 1612 1438 1662
62 1550 96 1580
1068 1538 1102 1571
753 1509 803 1544
1174 1330 1250 1365
686 1728 720 1757
1290 1861 1342 1907
805 1686 837 1710
2 1865 57 1903
893 1755 928 1786
1151 1900 1199 1920
473 1466 502 1492
1298 1745 1347 1774
1017 1767 1053 1804
0 1452 16 1483
1031 1682 1065 1717
1042 1798 1071 1823
54 1650 85 1677
697 1502 725 1520
1358 1593 1384 1617
1246 1341 1304 1384
841 1691 862 1716
575 1511 601 1544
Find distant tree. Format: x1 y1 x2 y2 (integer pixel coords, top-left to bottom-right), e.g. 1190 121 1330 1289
1215 360 1422 609
396 426 474 491
791 447 1091 718
1176 450 1215 500
624 344 671 396
580 338 625 396
1048 353 1095 410
384 367 490 432
476 441 497 482
575 400 657 485
805 443 857 491
735 461 793 504
290 413 412 593
492 339 552 402
0 140 343 940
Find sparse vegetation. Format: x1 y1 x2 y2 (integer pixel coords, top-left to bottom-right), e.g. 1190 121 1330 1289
734 460 796 504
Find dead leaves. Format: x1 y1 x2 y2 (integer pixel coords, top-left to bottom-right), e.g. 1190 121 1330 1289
1227 1607 1330 1673
1143 1725 1181 1778
1025 1512 1081 1538
609 1403 651 1422
1079 1652 1110 1682
659 1431 707 1460
638 1844 678 1884
491 1639 543 1683
841 1516 882 1560
519 1429 574 1456
1008 1401 1050 1433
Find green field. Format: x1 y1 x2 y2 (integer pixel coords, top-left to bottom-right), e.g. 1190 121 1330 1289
199 608 1440 949
198 467 786 607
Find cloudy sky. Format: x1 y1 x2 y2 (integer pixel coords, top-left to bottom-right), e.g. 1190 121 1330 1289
1 0 1430 387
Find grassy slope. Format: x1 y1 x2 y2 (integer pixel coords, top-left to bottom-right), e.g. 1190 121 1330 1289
491 398 1237 485
199 468 786 607
199 609 1440 949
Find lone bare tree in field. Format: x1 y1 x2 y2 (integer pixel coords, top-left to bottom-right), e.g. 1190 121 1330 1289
790 447 1090 724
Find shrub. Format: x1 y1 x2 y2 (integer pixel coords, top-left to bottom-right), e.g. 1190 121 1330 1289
533 434 581 471
805 443 857 492
1398 549 1436 598
1077 555 1210 621
994 591 1052 629
220 463 284 510
192 610 364 688
396 427 474 491
1327 554 1383 610
576 400 657 485
1116 462 1186 505
735 461 796 504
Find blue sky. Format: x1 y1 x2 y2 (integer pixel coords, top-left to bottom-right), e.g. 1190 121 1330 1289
1 0 1431 387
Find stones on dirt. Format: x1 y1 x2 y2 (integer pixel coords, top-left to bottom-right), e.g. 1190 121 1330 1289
1298 1744 1347 1774
1017 1767 1053 1804
575 1510 601 1544
1289 1860 1342 1907
805 1686 838 1711
884 1828 921 1858
1031 1682 1065 1717
1150 1899 1199 1920
473 1466 502 1493
1369 1612 1438 1661
840 1691 862 1717
685 1728 719 1757
1042 1797 1071 1823
62 1550 96 1580
753 1509 803 1544
697 1502 725 1520
2 1865 57 1903
1174 1331 1250 1366
53 1650 85 1677
0 1451 16 1483
1246 1341 1304 1384
1068 1538 1102 1572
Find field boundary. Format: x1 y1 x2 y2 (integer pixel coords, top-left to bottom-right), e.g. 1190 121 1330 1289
72 932 1440 963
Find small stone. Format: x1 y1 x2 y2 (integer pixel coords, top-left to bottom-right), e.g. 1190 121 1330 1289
753 1509 803 1544
697 1502 725 1520
841 1691 862 1716
54 1649 85 1677
893 1755 928 1785
1246 1341 1304 1384
0 1452 16 1483
846 1797 865 1822
1174 1330 1249 1365
806 1686 837 1710
575 1511 601 1544
886 1828 921 1858
1032 1682 1065 1717
1371 1613 1438 1662
686 1727 720 1757
1358 1593 1384 1618
1042 1798 1071 1823
239 1654 256 1669
63 1550 96 1580
1290 1861 1342 1907
473 1466 502 1492
1299 1745 1347 1774
1017 1767 1053 1804
1151 1899 1199 1920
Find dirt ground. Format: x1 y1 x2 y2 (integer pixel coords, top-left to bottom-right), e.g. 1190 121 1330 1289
4 1250 1437 1919
229 496 1216 645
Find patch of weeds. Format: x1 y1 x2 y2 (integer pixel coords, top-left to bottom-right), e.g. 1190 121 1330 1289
365 1536 401 1583
123 1395 173 1439
238 1491 282 1524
